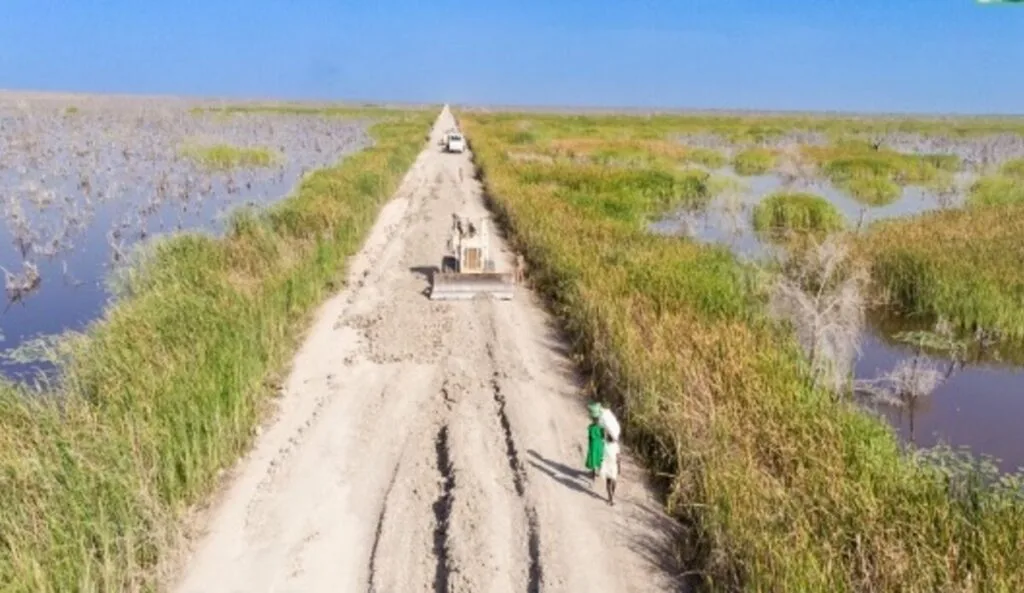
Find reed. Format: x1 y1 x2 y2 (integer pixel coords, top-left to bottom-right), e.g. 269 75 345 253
861 202 1024 340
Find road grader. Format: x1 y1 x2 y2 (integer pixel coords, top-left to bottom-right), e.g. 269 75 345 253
429 213 515 300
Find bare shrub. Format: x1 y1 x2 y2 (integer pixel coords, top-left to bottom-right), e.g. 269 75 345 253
855 317 970 441
767 234 869 396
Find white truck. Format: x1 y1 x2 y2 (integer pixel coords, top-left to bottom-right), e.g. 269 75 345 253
444 131 466 153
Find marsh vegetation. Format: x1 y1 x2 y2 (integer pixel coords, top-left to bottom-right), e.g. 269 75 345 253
462 109 1024 591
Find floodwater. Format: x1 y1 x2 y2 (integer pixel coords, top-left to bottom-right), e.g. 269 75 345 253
650 169 1024 473
0 101 372 381
649 168 968 262
857 329 1024 474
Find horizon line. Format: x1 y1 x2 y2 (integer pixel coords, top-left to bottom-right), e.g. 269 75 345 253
2 86 1023 121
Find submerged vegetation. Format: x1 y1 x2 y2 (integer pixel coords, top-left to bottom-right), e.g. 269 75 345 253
0 104 434 591
0 97 373 378
180 142 280 170
460 110 1024 592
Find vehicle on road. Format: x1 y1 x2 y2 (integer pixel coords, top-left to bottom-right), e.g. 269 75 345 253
444 132 466 153
430 213 514 300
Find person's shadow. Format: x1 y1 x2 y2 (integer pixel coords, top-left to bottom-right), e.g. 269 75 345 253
527 449 606 501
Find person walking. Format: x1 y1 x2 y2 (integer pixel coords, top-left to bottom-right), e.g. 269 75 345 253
584 409 605 481
587 401 622 506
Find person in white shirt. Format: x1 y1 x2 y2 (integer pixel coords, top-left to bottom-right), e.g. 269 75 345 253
587 402 622 506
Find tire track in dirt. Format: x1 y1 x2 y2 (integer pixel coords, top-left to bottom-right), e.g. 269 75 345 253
431 424 456 593
491 374 544 593
365 460 400 593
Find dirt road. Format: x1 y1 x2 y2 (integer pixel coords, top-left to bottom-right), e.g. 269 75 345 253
169 107 684 593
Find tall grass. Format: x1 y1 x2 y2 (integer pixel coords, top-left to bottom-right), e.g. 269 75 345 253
0 109 434 592
861 202 1024 340
461 111 1024 592
752 192 845 235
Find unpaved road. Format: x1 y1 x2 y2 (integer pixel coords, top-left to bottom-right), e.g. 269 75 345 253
169 107 684 593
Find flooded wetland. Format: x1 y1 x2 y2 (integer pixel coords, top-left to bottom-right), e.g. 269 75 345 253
652 128 1024 473
0 94 372 379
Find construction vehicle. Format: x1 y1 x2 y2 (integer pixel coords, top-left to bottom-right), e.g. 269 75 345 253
429 214 514 300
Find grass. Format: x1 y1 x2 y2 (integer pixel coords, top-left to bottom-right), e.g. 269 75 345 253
861 202 1024 340
843 175 902 206
999 158 1024 180
803 143 960 206
179 142 280 170
0 107 434 592
968 175 1024 207
732 148 777 175
752 192 845 235
460 110 1024 592
683 147 728 169
517 160 714 221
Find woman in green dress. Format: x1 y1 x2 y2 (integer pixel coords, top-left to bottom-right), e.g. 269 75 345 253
585 403 605 480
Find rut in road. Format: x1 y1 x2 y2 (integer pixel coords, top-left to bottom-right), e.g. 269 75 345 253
167 106 686 593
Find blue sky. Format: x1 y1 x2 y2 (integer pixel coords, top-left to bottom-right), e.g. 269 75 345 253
0 0 1021 114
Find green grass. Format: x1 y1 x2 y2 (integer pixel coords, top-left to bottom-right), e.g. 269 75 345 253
999 158 1024 180
518 160 713 222
179 143 280 170
463 111 1024 148
461 110 1024 592
803 143 960 206
0 108 434 592
752 192 845 235
683 147 728 169
732 148 777 175
844 175 902 205
861 203 1024 340
968 175 1024 208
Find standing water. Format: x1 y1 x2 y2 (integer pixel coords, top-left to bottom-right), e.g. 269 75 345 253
0 96 372 381
650 169 1024 473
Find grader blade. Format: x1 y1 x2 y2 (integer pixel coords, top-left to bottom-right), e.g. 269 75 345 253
429 272 515 301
